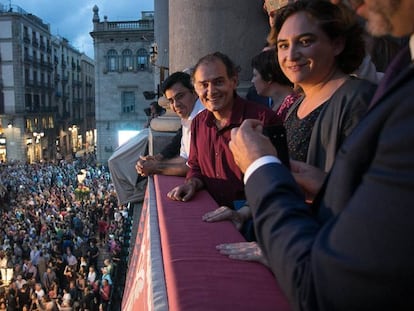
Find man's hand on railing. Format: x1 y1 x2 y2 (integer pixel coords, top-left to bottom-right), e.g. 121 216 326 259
216 242 269 267
167 177 203 202
202 206 246 230
136 154 163 176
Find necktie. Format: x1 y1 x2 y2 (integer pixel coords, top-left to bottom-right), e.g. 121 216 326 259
369 45 411 107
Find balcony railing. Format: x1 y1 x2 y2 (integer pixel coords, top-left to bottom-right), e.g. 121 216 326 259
94 19 154 32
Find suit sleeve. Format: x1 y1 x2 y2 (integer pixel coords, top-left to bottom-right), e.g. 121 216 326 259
246 82 414 310
246 163 320 311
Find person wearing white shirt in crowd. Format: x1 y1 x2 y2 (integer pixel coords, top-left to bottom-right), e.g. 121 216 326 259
34 282 45 300
87 266 97 285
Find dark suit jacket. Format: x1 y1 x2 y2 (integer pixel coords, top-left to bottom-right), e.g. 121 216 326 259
246 63 414 311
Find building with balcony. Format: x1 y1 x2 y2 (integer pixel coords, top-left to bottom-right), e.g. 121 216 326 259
90 6 156 164
0 3 95 163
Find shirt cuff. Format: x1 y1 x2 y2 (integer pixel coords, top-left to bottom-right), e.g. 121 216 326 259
243 156 281 184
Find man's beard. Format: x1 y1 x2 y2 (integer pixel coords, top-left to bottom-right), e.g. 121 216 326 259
365 0 400 36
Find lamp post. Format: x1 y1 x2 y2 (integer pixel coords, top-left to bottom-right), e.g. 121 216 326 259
33 131 44 162
0 267 13 287
0 253 13 288
6 119 15 162
68 125 78 153
33 131 44 143
149 42 169 97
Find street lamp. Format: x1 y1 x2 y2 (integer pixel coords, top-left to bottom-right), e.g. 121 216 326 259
150 42 158 65
68 125 78 152
0 267 13 287
33 131 44 144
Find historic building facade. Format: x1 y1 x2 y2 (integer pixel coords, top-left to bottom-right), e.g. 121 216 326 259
0 3 95 163
90 6 155 164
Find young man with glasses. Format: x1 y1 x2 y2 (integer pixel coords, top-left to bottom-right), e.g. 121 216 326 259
136 71 204 177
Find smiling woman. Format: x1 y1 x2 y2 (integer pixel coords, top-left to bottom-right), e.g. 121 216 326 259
271 1 377 170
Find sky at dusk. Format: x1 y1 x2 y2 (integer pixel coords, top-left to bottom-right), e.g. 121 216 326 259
5 0 154 58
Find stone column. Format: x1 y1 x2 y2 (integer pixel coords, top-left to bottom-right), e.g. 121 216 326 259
168 0 268 81
154 0 170 94
154 0 169 69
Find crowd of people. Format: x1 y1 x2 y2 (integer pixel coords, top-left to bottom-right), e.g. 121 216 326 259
0 154 129 311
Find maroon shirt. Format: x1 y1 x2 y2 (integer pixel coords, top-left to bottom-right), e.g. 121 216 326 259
187 95 281 207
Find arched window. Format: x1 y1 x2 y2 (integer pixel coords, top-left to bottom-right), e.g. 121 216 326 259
122 49 133 71
107 49 118 72
137 48 148 70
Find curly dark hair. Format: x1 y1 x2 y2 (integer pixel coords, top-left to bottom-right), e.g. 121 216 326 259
273 0 365 74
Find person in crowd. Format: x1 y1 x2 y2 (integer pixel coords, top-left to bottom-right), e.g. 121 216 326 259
59 287 72 310
68 281 80 306
102 259 113 279
78 256 88 271
6 286 17 310
22 260 37 282
100 267 112 286
79 285 96 311
29 291 40 311
87 241 99 272
29 244 41 266
87 266 97 286
75 272 86 303
97 217 109 247
167 52 280 208
99 279 111 311
15 274 27 290
34 283 45 301
48 280 59 300
17 283 31 311
136 71 205 177
64 248 78 269
228 0 414 309
36 251 47 284
63 265 77 290
42 267 57 293
40 295 57 311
